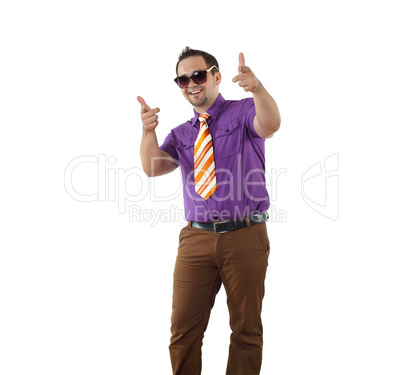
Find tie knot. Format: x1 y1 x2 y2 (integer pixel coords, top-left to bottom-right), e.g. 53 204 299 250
198 113 210 123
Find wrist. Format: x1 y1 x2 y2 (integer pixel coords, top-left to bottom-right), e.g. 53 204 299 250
251 80 265 95
143 127 156 135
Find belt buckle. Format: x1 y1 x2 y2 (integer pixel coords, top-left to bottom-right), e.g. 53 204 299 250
213 221 228 233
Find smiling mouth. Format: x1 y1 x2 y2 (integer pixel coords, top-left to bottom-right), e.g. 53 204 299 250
189 89 202 96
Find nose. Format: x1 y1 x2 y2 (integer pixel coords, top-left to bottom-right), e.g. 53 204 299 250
185 80 199 93
187 78 197 88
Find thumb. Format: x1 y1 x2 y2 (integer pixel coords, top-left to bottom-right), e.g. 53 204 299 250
238 52 245 72
137 96 151 112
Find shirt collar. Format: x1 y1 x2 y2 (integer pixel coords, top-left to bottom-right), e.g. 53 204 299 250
190 93 225 127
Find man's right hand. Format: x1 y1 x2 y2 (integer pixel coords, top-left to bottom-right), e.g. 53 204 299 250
137 96 160 132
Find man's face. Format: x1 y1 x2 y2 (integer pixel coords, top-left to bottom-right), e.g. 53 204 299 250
177 56 221 112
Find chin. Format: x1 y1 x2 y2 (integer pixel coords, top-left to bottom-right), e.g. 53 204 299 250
189 97 207 108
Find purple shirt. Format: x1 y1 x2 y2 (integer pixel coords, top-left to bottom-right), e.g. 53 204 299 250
160 94 270 222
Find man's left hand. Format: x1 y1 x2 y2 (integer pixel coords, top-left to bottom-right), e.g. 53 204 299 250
232 52 260 93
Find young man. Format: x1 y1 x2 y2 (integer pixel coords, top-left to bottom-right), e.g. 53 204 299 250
137 47 280 375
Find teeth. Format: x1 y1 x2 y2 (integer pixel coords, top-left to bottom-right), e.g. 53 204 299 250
191 91 200 94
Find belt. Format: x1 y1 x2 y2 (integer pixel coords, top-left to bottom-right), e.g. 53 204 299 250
190 212 269 233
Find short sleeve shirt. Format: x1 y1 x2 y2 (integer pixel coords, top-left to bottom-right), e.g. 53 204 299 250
160 94 270 222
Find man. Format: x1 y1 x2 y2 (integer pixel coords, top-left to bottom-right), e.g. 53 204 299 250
137 47 280 375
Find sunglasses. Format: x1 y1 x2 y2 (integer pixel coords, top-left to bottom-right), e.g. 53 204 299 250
174 65 219 88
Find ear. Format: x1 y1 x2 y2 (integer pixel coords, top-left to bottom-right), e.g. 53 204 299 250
215 71 222 86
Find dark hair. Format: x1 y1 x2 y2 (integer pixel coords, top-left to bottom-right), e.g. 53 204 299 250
176 46 219 75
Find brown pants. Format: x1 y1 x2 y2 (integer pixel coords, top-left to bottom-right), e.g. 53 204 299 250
169 221 270 375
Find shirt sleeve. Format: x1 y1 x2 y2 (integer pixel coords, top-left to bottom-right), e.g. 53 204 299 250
159 131 179 161
241 97 260 138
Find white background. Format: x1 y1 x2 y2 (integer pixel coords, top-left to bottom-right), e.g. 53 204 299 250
1 0 402 374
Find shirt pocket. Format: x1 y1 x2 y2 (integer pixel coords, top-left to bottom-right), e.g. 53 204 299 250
213 120 242 158
174 136 196 169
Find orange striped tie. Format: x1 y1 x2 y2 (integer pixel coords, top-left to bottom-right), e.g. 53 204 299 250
194 113 217 199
